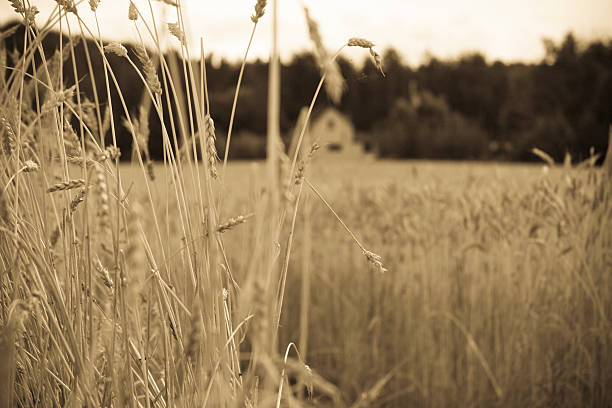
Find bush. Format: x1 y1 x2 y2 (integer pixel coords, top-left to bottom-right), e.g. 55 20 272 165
228 130 266 159
375 93 488 159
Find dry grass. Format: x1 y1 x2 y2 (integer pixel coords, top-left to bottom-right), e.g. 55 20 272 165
277 163 612 407
1 0 611 407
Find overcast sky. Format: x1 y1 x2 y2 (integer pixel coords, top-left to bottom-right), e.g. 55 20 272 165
1 0 612 66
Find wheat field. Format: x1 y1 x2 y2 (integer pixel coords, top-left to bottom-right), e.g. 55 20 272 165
1 0 611 407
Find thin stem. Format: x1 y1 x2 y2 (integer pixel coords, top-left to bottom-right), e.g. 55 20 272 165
267 0 281 200
276 342 303 408
273 182 303 346
264 0 281 302
222 23 258 182
3 166 27 192
304 177 366 253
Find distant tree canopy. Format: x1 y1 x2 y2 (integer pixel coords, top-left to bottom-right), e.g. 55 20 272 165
2 23 611 162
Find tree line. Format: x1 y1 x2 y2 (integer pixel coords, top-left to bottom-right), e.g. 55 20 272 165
3 22 611 162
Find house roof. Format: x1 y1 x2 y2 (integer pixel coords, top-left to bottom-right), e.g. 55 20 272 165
308 106 352 125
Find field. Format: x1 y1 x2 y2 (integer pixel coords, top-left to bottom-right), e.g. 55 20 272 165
119 159 611 407
1 0 612 406
4 154 611 406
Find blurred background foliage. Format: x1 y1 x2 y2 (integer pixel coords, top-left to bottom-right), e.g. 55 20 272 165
3 22 611 162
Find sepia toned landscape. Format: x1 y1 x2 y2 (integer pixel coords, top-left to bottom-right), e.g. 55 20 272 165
1 0 611 407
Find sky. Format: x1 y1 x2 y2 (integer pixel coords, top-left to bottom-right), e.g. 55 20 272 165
1 0 612 66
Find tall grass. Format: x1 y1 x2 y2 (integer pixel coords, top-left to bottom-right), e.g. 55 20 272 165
1 1 611 407
0 0 385 406
276 165 612 406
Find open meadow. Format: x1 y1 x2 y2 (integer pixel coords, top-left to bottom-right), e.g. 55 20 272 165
1 0 611 406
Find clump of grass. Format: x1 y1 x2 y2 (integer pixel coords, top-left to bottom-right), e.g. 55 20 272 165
0 0 386 405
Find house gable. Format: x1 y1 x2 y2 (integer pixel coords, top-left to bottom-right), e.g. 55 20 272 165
309 108 363 158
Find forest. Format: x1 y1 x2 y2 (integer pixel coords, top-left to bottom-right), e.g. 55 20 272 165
3 21 612 162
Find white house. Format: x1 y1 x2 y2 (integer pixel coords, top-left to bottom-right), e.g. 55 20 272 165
288 107 366 160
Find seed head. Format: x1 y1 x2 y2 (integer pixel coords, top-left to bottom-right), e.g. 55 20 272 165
304 365 314 399
134 45 162 95
217 214 251 233
23 160 39 173
370 48 385 76
168 22 186 46
1 115 16 156
363 249 387 273
128 1 138 20
92 167 111 235
146 161 155 181
295 143 320 185
348 37 385 76
0 189 8 225
303 7 325 63
104 42 128 58
69 189 86 212
53 85 76 106
9 0 25 14
204 115 219 179
94 258 113 290
105 145 121 161
251 0 266 23
55 0 77 14
67 156 97 168
347 37 375 48
47 179 85 193
24 6 38 25
303 7 345 104
63 118 81 156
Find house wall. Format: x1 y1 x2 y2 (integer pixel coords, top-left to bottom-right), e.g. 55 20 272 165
310 109 364 158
